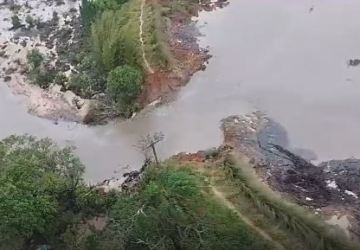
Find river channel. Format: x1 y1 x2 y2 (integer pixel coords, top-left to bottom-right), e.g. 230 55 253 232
2 0 360 182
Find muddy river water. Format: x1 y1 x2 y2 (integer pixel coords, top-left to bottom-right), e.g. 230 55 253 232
2 0 360 182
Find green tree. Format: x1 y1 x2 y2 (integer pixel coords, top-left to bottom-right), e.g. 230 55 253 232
25 15 35 28
106 65 143 104
11 15 21 29
69 73 96 98
0 135 85 249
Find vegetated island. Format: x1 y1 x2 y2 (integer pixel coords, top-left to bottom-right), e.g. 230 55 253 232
1 113 359 250
0 0 227 123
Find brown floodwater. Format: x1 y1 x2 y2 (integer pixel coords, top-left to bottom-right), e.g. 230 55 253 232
2 0 360 182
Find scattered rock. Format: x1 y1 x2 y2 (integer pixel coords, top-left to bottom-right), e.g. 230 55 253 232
348 59 360 67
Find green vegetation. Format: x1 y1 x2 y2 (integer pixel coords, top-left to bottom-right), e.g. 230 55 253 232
23 0 200 119
25 15 35 28
54 72 68 86
80 0 99 31
1 135 358 249
72 0 146 114
68 52 106 98
27 49 56 88
0 135 107 250
90 6 141 71
27 49 44 69
11 14 21 29
142 1 174 69
95 164 273 250
107 65 143 105
74 0 179 116
212 155 358 250
69 72 97 98
80 0 130 32
0 135 276 250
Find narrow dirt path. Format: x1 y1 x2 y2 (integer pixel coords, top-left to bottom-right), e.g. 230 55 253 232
210 186 286 250
139 0 154 74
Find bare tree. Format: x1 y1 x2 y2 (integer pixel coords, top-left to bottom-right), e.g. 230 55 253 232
137 132 164 165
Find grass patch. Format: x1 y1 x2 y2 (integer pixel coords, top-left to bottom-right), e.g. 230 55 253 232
98 164 275 250
142 2 175 70
213 155 358 250
90 0 142 71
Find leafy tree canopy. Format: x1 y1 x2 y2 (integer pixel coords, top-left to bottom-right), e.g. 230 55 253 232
0 135 86 249
106 65 143 104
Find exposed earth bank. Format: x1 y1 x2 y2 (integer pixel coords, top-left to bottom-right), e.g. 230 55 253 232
140 0 228 105
221 112 360 240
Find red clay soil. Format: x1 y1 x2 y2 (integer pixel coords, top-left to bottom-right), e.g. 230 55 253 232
140 71 184 104
139 0 227 105
174 151 207 163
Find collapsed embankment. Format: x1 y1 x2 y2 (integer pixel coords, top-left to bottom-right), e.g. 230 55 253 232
220 112 360 241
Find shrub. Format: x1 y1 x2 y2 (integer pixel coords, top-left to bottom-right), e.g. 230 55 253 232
0 135 85 249
106 65 143 104
11 15 21 29
30 67 56 88
68 73 95 98
91 7 140 71
54 72 68 86
80 0 129 32
100 165 272 250
27 49 44 69
93 0 128 11
27 50 56 88
80 0 99 31
25 15 35 28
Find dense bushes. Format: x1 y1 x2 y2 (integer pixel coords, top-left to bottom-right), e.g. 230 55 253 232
0 135 274 250
0 135 107 249
90 7 140 71
75 0 144 114
106 65 143 105
80 0 99 31
3 135 356 249
11 14 22 29
27 49 56 88
80 0 129 31
93 165 272 250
